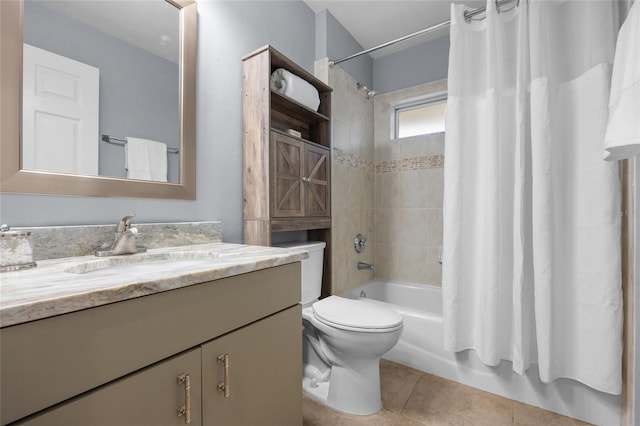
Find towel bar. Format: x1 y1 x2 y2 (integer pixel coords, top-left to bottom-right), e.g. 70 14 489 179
101 134 179 154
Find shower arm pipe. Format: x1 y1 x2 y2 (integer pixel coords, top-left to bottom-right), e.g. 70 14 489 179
329 0 518 67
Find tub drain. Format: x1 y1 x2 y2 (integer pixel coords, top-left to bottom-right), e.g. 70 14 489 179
360 290 367 298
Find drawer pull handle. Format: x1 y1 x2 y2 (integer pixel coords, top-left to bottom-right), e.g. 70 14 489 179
217 353 230 398
177 373 192 424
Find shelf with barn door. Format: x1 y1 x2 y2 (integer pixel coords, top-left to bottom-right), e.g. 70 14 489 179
242 45 332 296
271 130 330 226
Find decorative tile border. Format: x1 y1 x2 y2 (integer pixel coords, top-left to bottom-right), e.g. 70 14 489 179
333 148 444 173
333 148 374 173
375 155 444 173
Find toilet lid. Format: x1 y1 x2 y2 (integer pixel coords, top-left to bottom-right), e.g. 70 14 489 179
312 296 403 332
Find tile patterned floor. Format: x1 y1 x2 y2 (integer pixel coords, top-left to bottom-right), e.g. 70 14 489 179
302 360 591 426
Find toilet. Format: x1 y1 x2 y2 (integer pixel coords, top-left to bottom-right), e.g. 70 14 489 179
278 241 403 415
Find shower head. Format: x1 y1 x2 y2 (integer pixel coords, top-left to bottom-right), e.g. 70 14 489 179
356 82 376 99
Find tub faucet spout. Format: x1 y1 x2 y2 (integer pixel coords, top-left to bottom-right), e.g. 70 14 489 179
357 262 375 271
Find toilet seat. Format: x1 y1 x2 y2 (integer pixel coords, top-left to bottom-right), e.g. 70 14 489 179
312 296 403 333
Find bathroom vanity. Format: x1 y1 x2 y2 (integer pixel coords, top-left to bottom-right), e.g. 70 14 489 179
0 243 305 425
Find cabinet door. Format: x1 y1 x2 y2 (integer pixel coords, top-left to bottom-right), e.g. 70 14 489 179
304 144 330 217
202 306 302 426
19 348 202 426
271 132 304 217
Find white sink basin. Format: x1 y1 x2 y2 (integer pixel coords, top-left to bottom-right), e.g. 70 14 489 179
64 252 220 275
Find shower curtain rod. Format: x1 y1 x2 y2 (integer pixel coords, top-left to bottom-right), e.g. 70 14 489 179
329 0 519 66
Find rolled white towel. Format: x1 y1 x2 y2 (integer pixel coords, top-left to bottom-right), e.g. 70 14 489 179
270 68 321 111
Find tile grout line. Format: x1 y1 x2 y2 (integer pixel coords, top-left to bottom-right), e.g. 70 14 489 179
396 370 427 424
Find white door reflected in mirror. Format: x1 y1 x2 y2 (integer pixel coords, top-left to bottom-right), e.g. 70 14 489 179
22 44 99 175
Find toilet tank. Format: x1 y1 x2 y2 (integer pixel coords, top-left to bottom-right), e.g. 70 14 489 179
274 241 325 305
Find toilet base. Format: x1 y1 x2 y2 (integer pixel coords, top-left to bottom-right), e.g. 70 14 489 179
302 361 382 416
302 376 330 405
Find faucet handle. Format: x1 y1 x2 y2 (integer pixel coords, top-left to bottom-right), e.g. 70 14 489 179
116 214 136 233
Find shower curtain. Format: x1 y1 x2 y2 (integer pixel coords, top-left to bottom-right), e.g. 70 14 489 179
442 0 623 394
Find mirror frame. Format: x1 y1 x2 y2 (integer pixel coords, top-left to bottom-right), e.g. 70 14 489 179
0 0 196 199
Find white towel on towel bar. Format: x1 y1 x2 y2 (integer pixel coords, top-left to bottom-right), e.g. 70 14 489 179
125 137 168 182
270 68 321 111
604 2 640 160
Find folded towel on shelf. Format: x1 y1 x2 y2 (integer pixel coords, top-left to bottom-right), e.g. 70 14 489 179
604 2 640 160
270 68 321 111
125 137 168 182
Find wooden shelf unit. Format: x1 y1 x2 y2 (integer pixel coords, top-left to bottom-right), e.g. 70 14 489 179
242 45 332 296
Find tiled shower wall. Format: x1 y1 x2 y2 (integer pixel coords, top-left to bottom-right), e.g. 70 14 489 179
373 79 447 286
316 59 375 295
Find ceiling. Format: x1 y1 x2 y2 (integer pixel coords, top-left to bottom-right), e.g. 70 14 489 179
32 0 180 63
34 0 486 63
302 0 485 59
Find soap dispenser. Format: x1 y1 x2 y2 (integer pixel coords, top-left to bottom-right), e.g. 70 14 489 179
0 224 37 272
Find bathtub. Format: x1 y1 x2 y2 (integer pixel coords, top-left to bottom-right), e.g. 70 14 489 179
346 280 621 426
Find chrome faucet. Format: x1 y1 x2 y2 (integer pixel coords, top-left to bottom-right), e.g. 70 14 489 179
95 215 147 257
357 262 375 271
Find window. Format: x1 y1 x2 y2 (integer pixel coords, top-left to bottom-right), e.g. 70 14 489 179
395 94 447 139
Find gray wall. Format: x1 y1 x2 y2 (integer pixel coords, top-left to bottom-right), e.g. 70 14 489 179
315 8 450 96
316 9 373 89
373 35 450 94
1 1 316 243
3 1 448 241
24 1 180 182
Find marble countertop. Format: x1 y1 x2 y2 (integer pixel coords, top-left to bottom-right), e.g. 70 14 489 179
0 243 307 328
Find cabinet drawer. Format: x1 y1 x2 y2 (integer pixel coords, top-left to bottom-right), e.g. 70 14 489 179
1 263 300 424
17 348 202 426
202 305 302 426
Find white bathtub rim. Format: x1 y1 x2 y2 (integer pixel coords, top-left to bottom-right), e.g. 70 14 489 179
344 280 622 426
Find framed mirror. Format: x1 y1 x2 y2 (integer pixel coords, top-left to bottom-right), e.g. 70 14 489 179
0 0 196 199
